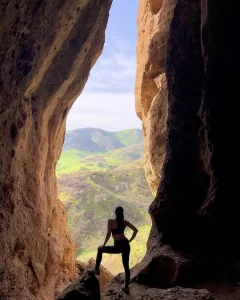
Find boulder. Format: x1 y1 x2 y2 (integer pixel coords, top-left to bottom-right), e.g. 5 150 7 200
58 271 100 300
75 259 114 289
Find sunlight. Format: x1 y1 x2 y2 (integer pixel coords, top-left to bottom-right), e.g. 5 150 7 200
57 0 152 277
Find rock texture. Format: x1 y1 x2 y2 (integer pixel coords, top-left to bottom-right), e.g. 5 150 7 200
58 272 100 300
102 280 215 300
0 1 112 299
135 0 240 292
136 0 178 195
0 0 238 299
87 259 114 289
75 259 114 290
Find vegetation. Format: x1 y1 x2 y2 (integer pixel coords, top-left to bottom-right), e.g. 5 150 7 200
79 224 151 275
63 128 142 152
57 128 152 275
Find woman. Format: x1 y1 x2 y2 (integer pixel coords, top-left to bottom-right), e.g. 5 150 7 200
89 206 138 293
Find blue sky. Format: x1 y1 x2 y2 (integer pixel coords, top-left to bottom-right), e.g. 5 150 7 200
66 0 141 131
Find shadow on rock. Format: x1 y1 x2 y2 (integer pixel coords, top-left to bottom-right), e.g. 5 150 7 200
58 271 100 300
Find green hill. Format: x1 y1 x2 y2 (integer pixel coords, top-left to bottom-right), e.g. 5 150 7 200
113 129 143 146
57 128 152 274
57 143 144 174
63 128 142 152
58 163 152 254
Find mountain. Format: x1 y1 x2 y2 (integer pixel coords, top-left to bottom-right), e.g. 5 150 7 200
63 128 143 152
57 128 152 274
57 143 144 174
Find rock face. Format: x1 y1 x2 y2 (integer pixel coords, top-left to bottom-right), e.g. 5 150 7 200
75 259 114 290
0 0 238 299
102 280 215 300
0 1 112 299
136 0 240 290
87 259 114 289
136 0 178 195
58 272 100 300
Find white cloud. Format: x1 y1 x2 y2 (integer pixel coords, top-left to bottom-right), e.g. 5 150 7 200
66 38 139 131
84 38 136 94
66 93 141 131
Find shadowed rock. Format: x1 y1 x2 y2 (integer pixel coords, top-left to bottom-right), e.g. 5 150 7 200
75 259 114 289
0 1 112 299
134 0 240 291
102 280 216 300
58 271 100 300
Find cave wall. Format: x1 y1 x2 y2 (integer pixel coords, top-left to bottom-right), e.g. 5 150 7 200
136 0 177 196
136 0 239 287
0 0 237 297
0 1 112 299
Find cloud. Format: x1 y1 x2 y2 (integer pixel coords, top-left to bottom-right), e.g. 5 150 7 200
66 93 141 131
84 38 136 94
66 35 139 131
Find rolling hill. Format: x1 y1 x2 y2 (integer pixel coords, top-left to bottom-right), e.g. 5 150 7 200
63 128 143 152
57 143 144 174
57 128 152 274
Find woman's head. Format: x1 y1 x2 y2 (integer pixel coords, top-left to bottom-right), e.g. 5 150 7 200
115 206 124 222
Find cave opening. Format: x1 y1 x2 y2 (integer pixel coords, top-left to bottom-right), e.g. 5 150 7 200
0 0 238 298
56 0 153 277
0 0 174 298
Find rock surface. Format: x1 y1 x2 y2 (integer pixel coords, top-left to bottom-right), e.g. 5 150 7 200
58 272 100 300
136 0 178 195
0 0 238 299
102 280 215 300
75 259 114 290
0 1 112 299
135 0 240 291
87 259 114 289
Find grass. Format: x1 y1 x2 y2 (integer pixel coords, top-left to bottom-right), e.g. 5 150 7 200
63 128 143 152
58 160 153 257
114 129 142 146
57 130 152 274
56 149 89 174
56 149 102 175
57 144 144 175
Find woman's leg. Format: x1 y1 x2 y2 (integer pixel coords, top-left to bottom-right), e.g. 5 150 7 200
121 245 130 287
95 246 120 270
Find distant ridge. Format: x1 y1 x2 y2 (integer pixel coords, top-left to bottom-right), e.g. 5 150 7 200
57 127 151 274
63 128 143 152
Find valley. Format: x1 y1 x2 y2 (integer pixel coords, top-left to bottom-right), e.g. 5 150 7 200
57 128 152 274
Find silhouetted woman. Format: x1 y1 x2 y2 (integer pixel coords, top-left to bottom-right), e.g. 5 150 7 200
89 206 138 293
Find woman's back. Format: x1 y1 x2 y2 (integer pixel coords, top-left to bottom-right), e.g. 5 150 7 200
89 206 138 294
109 219 126 239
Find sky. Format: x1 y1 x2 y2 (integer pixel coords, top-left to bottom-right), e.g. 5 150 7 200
66 0 141 131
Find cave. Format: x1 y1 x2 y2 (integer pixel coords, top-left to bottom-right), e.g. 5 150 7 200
0 0 239 300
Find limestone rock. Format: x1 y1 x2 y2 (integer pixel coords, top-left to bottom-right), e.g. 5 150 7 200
0 1 112 299
136 0 178 195
58 272 100 300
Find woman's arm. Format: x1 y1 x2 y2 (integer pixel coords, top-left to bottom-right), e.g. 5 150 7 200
125 220 138 243
101 220 111 247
